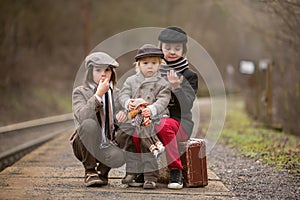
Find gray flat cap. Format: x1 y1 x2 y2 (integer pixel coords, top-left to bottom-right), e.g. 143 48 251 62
85 52 119 69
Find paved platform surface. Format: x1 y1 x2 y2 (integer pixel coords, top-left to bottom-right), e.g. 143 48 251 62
0 129 237 199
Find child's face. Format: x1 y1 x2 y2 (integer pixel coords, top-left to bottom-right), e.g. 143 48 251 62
93 66 112 84
161 43 184 62
138 57 160 78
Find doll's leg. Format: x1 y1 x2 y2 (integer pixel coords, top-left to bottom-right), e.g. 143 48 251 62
139 126 162 158
148 125 165 154
155 139 165 153
139 131 157 155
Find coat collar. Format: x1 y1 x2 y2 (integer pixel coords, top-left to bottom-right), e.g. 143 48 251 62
136 71 162 83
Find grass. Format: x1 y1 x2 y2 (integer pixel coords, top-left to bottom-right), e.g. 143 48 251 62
220 97 300 174
0 86 72 126
32 88 71 113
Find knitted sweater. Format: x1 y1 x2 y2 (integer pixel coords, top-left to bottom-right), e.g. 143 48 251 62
160 57 198 137
160 57 189 77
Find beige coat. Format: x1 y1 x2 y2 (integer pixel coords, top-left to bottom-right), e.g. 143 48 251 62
72 85 123 141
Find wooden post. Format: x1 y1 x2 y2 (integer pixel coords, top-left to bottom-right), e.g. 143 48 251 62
267 62 273 123
83 0 90 56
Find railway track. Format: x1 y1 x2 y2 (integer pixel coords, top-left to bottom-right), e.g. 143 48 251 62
0 113 74 171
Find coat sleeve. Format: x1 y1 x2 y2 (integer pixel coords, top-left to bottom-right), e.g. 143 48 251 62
113 88 126 113
119 77 133 110
172 71 198 113
151 80 171 115
72 86 101 125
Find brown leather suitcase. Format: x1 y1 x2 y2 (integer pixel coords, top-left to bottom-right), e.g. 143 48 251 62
179 138 208 187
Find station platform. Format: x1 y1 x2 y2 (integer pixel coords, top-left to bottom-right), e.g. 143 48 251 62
0 129 236 199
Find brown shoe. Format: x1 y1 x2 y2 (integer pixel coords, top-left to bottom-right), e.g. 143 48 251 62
84 172 107 187
143 181 156 189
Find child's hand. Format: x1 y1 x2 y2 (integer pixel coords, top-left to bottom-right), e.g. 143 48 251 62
96 78 110 97
116 111 127 122
167 70 183 89
141 107 151 117
128 99 135 111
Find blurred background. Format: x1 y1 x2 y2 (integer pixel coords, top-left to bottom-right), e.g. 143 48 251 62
0 0 299 136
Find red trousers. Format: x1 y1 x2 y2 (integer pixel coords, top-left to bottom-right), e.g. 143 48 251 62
133 118 188 170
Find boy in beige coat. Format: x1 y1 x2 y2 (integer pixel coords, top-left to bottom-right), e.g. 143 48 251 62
71 52 127 187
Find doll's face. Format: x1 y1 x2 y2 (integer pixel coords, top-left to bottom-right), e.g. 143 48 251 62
93 66 112 83
161 43 184 62
137 105 146 111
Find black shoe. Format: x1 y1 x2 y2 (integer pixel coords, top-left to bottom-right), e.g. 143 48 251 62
121 174 136 184
168 169 183 189
97 163 110 180
128 173 144 187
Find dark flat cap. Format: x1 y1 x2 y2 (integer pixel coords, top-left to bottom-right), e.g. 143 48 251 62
158 27 187 43
135 44 164 61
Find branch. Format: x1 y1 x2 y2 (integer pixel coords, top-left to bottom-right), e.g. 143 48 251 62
284 0 300 7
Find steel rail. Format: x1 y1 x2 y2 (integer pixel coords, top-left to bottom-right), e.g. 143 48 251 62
0 113 75 171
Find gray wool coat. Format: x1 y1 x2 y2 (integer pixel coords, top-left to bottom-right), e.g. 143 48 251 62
119 72 171 118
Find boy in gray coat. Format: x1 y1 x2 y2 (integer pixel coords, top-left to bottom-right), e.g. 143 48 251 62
119 44 171 189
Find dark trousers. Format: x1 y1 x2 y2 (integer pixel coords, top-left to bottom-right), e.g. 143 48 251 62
70 119 125 174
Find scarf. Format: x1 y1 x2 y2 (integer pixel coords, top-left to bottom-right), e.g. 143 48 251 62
89 82 115 145
160 57 189 77
102 83 114 141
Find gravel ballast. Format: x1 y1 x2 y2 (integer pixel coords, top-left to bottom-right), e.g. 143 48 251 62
208 142 300 199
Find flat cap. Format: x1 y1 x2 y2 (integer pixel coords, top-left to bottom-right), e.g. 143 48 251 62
135 44 164 61
85 52 119 69
158 27 187 43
